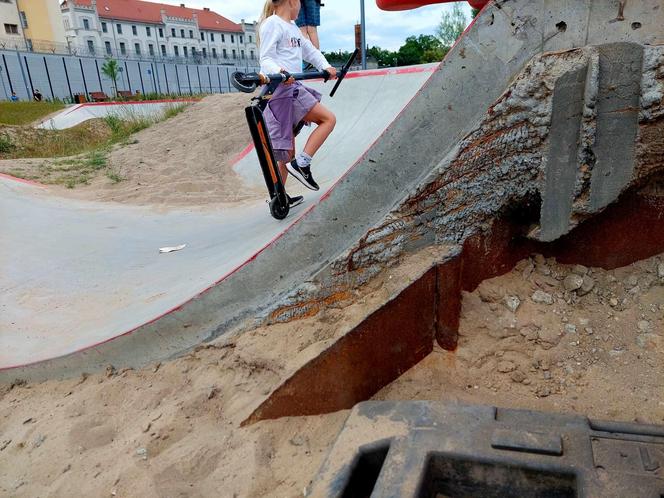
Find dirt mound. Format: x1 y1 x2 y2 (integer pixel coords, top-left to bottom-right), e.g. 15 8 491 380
1 93 265 208
1 252 661 496
377 253 664 424
59 93 263 208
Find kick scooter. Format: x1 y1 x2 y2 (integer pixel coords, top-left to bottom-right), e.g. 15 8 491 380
231 49 358 220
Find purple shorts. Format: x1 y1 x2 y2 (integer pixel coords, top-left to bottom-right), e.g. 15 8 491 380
264 82 322 162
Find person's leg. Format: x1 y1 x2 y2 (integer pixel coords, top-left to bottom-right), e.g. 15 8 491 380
299 26 311 42
306 26 320 49
278 161 288 184
301 103 336 157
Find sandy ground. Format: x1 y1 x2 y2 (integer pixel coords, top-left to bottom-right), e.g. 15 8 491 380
377 253 664 424
1 252 662 497
2 93 263 208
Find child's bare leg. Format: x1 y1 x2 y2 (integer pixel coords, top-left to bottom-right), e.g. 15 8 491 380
302 103 336 157
299 26 310 43
278 161 288 183
307 26 320 49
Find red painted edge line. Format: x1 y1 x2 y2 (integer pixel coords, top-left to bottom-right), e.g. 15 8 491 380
2 62 447 371
0 172 47 188
231 143 255 164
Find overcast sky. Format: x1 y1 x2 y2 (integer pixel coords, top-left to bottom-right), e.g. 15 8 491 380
181 1 472 52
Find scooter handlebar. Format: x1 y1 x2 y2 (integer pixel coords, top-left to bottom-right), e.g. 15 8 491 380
231 69 330 93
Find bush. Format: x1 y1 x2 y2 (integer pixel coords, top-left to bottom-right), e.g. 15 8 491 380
0 134 14 153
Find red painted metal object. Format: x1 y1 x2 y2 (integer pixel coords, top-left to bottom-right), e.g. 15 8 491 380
377 0 489 11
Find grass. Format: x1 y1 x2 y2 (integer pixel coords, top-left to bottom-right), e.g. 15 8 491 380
0 101 65 125
0 101 190 188
0 134 14 153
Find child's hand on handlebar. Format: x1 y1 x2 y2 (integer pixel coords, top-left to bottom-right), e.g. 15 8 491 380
280 69 295 85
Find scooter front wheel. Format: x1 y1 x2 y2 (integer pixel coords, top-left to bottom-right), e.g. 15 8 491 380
269 197 289 220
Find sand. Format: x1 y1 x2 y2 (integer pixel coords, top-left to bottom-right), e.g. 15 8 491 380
2 93 264 209
1 252 662 497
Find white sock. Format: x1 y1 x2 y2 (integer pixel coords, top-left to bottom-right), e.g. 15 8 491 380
295 151 312 168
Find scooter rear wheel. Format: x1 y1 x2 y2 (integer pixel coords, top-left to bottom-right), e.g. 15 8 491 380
269 197 289 220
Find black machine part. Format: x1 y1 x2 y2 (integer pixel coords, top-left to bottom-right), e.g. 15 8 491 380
308 400 664 498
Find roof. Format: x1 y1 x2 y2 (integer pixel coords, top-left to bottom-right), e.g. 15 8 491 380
64 0 243 33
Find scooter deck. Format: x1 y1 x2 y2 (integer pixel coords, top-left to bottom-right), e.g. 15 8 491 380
244 104 290 220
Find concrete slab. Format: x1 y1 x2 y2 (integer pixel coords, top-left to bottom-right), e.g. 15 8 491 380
0 66 435 372
37 100 195 130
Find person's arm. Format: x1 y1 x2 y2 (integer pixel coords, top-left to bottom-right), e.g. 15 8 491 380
259 20 283 75
301 37 331 72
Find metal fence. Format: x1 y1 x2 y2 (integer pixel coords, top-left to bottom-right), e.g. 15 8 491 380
0 36 257 67
0 48 259 102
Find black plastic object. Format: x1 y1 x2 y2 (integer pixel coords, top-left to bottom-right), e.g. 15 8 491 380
330 48 359 98
307 401 664 497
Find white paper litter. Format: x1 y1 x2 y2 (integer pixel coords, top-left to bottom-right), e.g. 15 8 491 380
159 244 186 253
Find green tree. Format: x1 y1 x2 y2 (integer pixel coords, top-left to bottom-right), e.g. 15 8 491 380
397 35 444 66
101 58 120 97
367 46 398 67
471 8 481 18
437 3 468 46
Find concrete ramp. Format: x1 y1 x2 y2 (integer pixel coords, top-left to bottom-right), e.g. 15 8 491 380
0 67 435 377
2 0 662 382
37 100 194 130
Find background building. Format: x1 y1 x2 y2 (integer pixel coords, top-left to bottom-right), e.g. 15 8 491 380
59 0 256 64
18 0 68 52
1 0 25 49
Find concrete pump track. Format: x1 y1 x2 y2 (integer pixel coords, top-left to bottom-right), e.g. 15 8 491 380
2 0 663 387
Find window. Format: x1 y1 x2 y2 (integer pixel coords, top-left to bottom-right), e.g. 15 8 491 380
83 18 89 30
160 44 166 56
200 32 204 41
132 25 137 35
210 33 214 42
63 18 70 29
134 43 140 55
119 42 126 54
221 34 225 42
241 49 244 59
183 46 188 57
171 28 176 37
87 40 95 53
105 41 112 55
202 47 206 57
212 47 217 58
188 29 193 38
116 23 122 34
249 35 252 43
158 28 163 37
4 24 19 35
230 35 234 43
146 26 151 37
232 48 236 58
148 43 154 55
222 48 227 58
250 50 254 59
174 45 179 56
102 21 107 33
19 11 27 29
239 35 243 43
180 29 184 38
